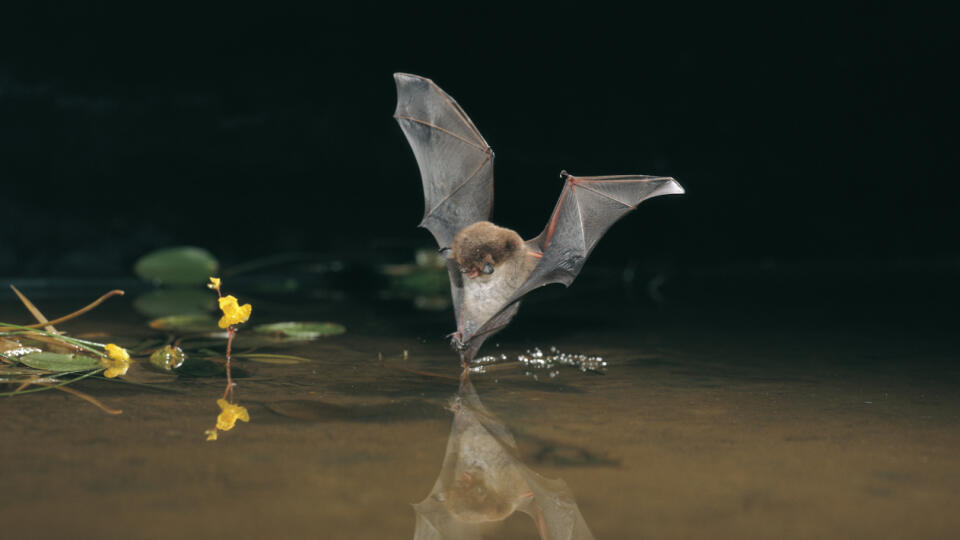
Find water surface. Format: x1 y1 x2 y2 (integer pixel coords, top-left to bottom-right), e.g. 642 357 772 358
1 266 957 539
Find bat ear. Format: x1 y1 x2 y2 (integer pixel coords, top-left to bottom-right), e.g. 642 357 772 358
438 247 453 259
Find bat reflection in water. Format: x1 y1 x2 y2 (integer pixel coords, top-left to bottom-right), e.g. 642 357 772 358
413 374 594 540
394 74 684 365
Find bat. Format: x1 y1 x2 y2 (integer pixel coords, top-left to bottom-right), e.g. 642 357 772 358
413 373 595 540
394 73 683 364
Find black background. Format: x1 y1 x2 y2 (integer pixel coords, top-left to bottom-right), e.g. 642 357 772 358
0 3 955 277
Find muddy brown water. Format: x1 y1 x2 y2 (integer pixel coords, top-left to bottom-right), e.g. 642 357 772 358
1 267 958 539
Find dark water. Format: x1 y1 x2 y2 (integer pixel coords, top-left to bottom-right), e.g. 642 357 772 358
1 264 958 539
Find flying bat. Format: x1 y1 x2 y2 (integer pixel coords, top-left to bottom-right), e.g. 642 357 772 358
413 372 595 540
394 73 683 364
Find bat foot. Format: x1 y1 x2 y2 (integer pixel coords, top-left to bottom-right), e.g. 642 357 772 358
447 331 466 350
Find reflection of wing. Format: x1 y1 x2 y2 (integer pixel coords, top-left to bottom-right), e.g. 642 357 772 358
412 376 595 539
413 500 484 540
526 474 595 540
394 73 495 329
412 511 444 540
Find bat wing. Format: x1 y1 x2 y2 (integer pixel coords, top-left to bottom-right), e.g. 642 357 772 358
458 301 520 363
394 73 494 248
515 172 684 301
464 173 683 346
394 73 495 327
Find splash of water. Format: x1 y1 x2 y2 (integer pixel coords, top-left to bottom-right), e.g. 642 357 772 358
471 346 606 378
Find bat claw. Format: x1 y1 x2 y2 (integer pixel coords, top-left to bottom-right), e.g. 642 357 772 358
447 331 466 350
559 170 570 181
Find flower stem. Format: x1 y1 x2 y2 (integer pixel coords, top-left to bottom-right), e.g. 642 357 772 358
223 326 236 401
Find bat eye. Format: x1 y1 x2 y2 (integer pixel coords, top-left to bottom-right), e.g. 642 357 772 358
482 263 494 275
438 247 452 258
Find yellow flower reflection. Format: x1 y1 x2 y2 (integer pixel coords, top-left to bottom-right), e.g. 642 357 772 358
101 343 130 378
217 295 252 329
216 398 250 431
205 429 218 441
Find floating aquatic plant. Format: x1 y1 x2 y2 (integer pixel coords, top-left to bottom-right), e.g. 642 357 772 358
149 345 186 371
380 248 450 311
252 321 346 340
134 246 219 286
0 287 129 414
2 248 348 437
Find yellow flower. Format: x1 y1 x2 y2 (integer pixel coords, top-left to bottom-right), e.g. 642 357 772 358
217 295 252 329
100 343 130 378
208 276 221 291
216 398 250 431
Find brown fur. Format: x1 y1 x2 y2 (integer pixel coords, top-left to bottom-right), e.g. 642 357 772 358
450 221 522 275
449 221 540 337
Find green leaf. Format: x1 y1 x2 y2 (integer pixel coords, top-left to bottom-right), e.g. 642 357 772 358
19 352 100 372
134 246 219 286
252 321 346 340
149 346 187 371
0 365 56 378
392 270 450 295
133 288 216 317
235 353 312 364
148 314 221 333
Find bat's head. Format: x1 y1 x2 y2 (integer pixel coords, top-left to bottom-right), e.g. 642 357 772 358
449 221 525 280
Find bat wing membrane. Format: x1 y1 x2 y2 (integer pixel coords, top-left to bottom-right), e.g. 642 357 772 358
394 74 495 330
394 73 494 249
516 174 684 300
468 174 683 339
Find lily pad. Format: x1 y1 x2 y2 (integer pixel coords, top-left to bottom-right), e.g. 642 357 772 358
235 353 312 364
134 246 219 286
382 264 449 296
148 314 221 334
133 288 216 317
253 321 346 340
19 352 101 372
